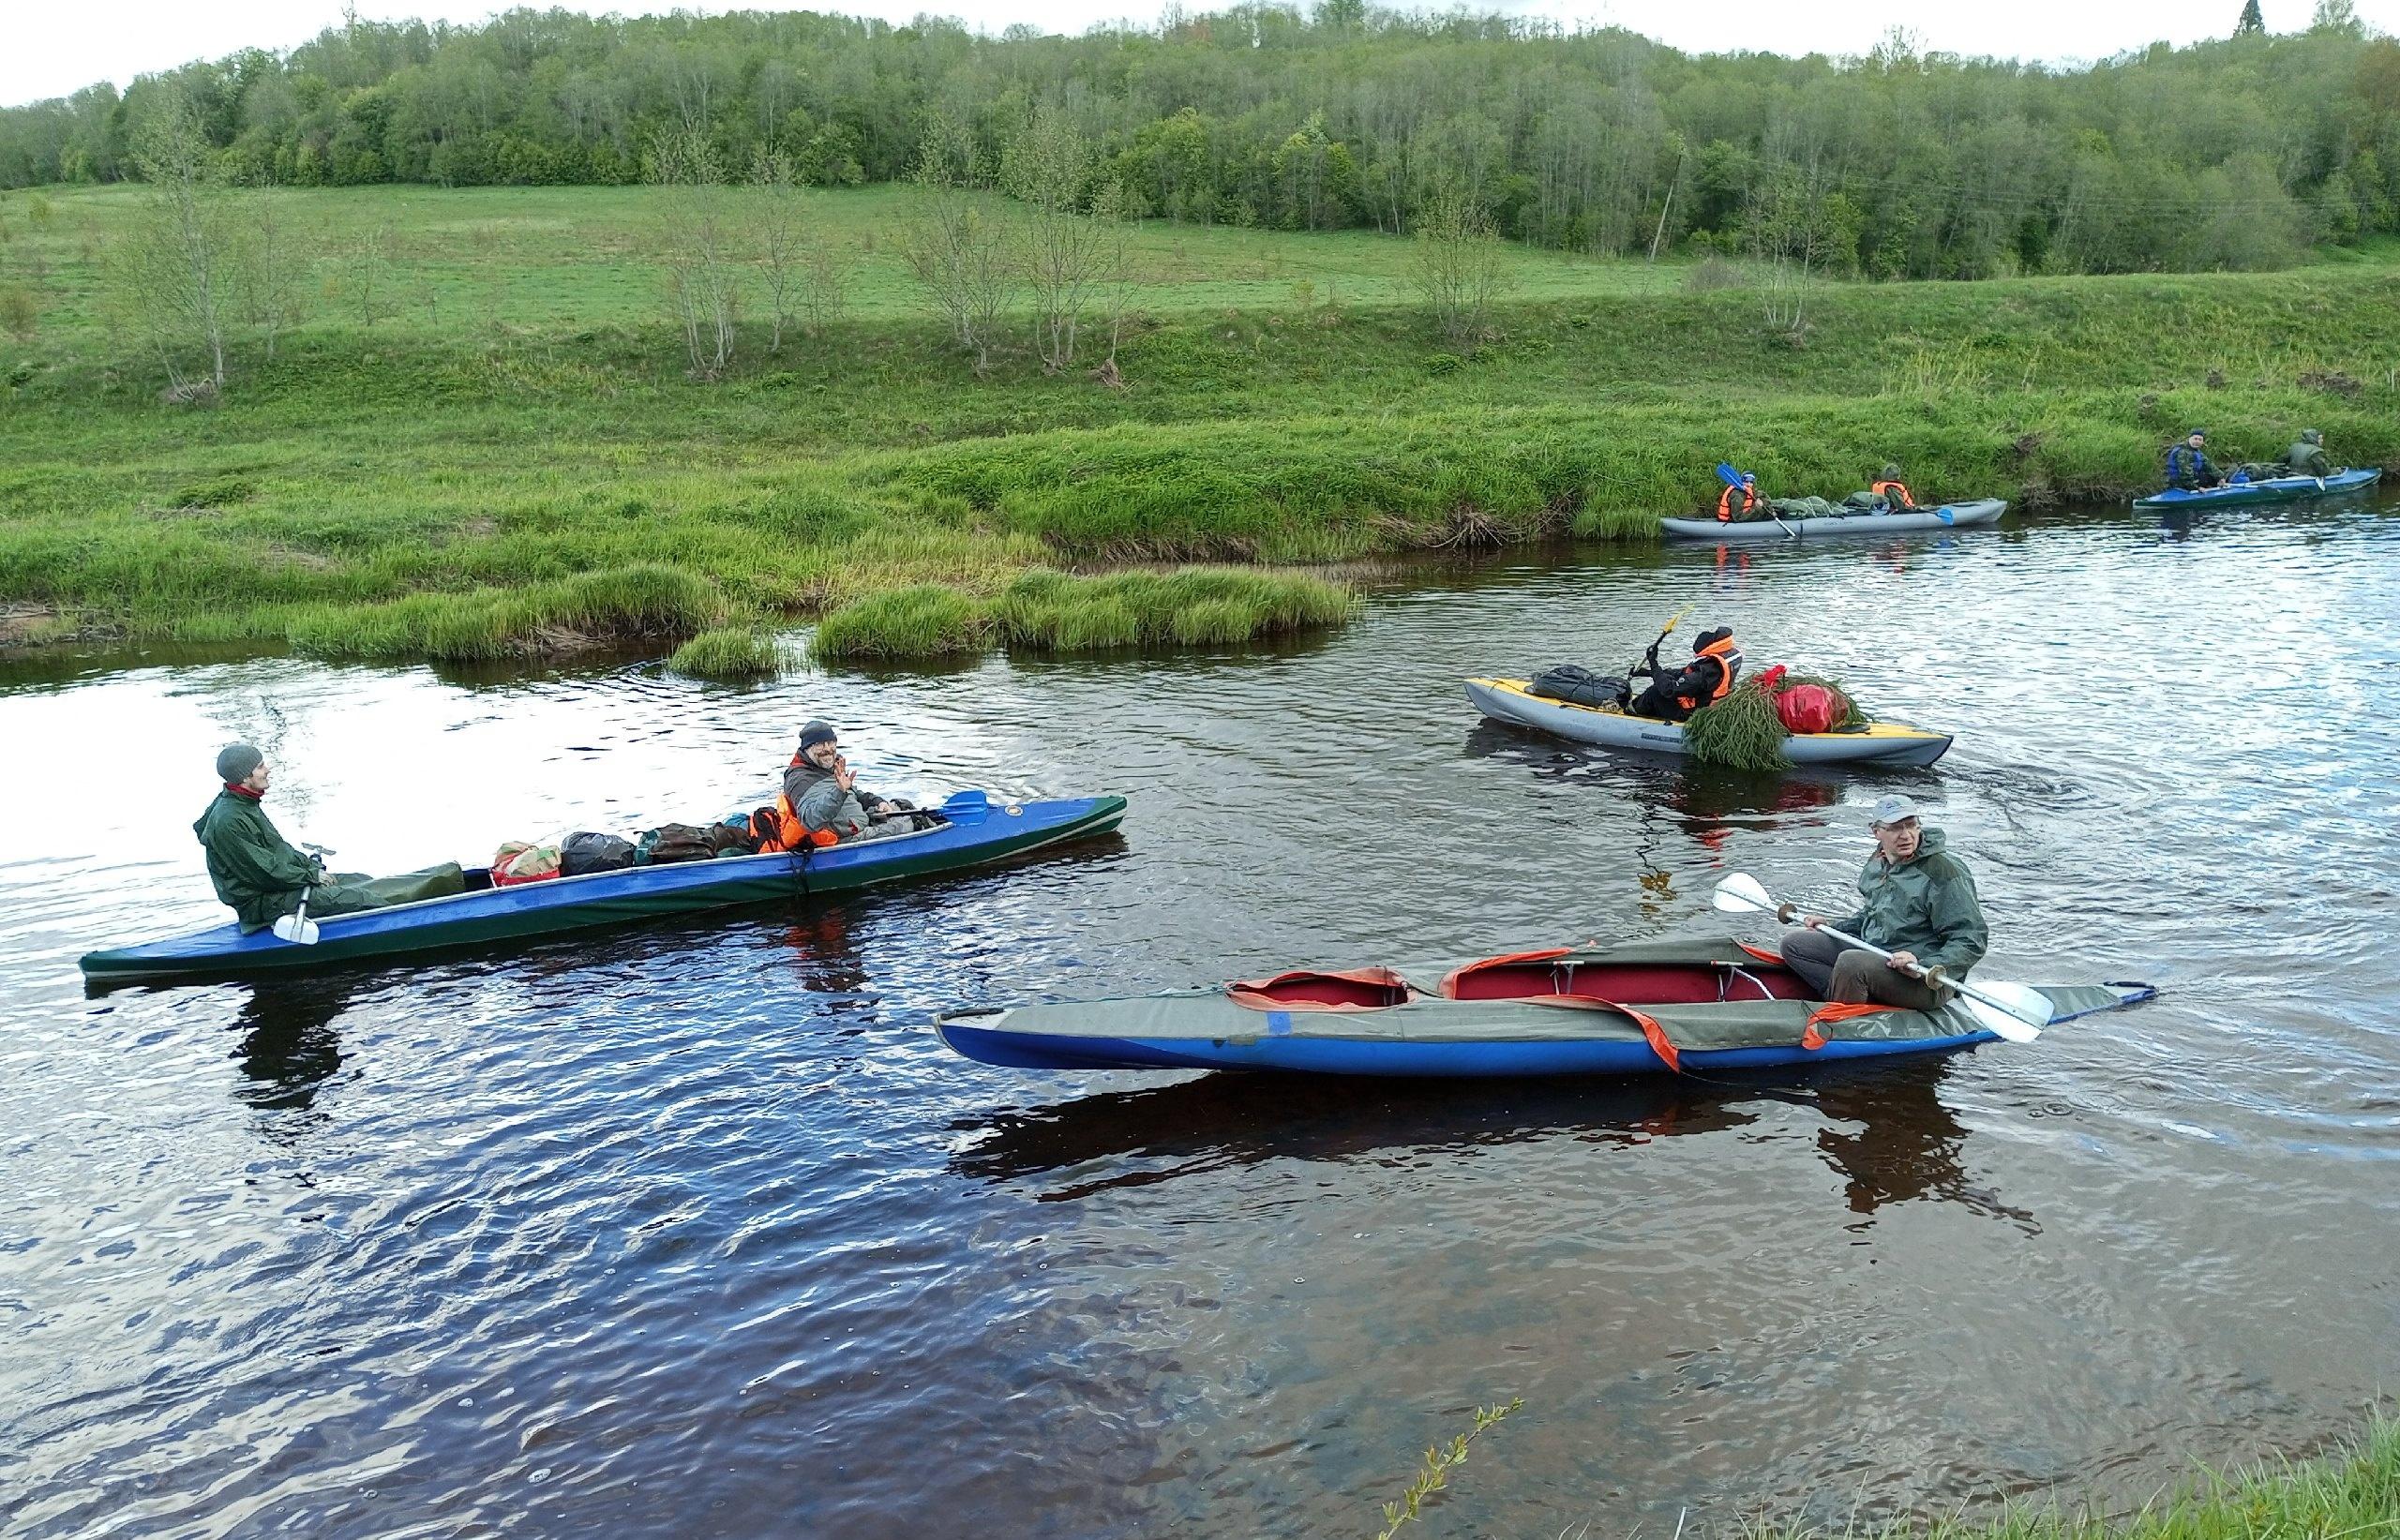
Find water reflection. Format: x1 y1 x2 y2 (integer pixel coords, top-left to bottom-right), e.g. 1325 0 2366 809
952 1059 2020 1231
1809 1059 2037 1234
230 976 356 1113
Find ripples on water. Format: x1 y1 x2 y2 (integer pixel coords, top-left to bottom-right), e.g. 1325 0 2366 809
3 502 2396 1537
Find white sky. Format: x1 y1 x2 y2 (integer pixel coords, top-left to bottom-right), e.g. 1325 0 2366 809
7 0 2395 111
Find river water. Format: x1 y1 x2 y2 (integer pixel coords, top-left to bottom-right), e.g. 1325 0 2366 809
3 498 2395 1538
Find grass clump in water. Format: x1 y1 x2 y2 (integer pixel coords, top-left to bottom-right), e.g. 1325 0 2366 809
668 626 785 679
1682 671 1868 772
992 567 1357 652
810 583 990 660
288 563 722 661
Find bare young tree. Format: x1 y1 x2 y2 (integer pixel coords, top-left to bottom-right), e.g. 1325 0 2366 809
1003 103 1106 374
651 120 739 379
342 223 394 327
1410 186 1512 349
1088 177 1138 384
237 190 313 359
752 146 801 353
799 236 850 335
118 93 236 396
901 110 1017 373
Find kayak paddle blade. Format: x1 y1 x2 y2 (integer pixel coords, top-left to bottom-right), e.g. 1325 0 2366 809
1974 979 2053 1027
1935 506 1955 524
1958 993 2039 1042
1715 461 1741 487
272 914 320 945
1710 872 1776 915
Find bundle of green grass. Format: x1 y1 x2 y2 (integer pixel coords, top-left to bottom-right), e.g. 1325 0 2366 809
1682 671 1869 772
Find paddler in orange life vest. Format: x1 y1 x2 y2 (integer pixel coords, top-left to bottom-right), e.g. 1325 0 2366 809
756 719 921 853
1629 626 1743 724
1717 472 1759 522
1869 463 1916 510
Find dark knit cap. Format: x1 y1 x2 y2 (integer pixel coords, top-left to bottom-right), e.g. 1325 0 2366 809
797 720 838 752
216 742 263 783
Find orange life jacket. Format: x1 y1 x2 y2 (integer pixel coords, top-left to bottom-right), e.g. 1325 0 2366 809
1871 479 1914 507
1717 484 1756 522
1677 635 1744 711
756 753 843 854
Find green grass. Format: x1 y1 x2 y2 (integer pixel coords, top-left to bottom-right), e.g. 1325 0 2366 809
1748 1418 2400 1540
810 583 989 659
810 568 1356 660
668 625 786 679
3 183 2397 663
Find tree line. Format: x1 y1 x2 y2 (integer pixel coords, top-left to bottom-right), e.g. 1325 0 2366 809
4 1 2399 277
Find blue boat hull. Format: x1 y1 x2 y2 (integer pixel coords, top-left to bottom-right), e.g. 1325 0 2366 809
82 791 1126 983
2132 467 2380 509
937 1022 1991 1076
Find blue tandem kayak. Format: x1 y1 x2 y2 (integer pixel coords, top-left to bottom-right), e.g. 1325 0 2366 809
938 936 2155 1079
2132 467 2379 509
82 790 1127 984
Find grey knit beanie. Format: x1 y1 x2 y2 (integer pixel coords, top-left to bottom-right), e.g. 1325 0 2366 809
216 742 263 784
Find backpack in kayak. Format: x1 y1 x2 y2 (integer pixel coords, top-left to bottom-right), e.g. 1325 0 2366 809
561 831 638 876
636 824 720 865
1528 665 1630 710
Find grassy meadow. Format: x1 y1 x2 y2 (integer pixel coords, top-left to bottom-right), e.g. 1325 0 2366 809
3 183 2398 664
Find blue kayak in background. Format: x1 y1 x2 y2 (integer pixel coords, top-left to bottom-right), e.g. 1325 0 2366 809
2133 467 2380 509
82 790 1127 984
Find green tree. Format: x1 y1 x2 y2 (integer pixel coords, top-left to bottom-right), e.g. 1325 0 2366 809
2236 0 2266 37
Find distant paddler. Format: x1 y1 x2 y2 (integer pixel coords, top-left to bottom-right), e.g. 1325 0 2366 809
1776 794 1988 1010
1868 462 1917 510
2164 429 2223 491
1716 471 1761 523
195 744 465 935
2282 428 2331 480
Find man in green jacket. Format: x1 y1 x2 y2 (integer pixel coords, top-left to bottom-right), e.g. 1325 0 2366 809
2283 428 2331 479
1778 794 1988 1010
196 744 464 933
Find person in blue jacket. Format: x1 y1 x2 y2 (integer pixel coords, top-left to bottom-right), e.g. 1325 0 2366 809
2164 430 2221 490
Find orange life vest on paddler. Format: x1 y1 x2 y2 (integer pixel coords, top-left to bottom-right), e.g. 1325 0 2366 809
1676 634 1744 711
1717 484 1757 522
755 752 843 854
1871 479 1914 507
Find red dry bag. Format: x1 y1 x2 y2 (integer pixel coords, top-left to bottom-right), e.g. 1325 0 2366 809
1774 683 1846 735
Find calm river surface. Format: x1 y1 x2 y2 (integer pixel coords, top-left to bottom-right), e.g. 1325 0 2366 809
4 499 2396 1538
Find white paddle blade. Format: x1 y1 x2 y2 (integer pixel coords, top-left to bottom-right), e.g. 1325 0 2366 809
1711 873 1776 915
272 914 320 945
1958 994 2039 1043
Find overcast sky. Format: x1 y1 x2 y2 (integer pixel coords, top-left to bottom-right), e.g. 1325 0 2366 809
8 0 2395 110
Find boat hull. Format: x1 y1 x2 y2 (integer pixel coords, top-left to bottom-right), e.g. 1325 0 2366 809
1464 678 1952 766
938 937 2156 1079
2132 467 2380 509
1660 499 2006 541
82 792 1127 983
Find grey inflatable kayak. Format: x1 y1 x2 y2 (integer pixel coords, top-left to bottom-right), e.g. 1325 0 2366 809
1660 498 2007 541
1465 678 1953 767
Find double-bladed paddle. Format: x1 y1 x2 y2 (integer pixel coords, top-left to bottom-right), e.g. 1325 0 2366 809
1709 871 2051 1042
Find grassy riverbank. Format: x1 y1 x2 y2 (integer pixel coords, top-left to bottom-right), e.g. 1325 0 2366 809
4 185 2398 661
1787 1420 2400 1540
